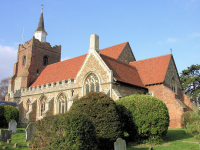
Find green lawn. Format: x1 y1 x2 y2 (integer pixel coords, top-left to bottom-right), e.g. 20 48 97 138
0 128 29 150
127 129 200 150
0 128 199 150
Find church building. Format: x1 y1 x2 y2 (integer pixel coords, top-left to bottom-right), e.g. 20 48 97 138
5 9 196 128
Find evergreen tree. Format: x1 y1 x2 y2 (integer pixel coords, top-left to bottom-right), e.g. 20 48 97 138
180 64 200 105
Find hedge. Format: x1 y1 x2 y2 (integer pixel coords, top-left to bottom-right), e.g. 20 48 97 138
69 92 123 150
116 94 170 144
0 105 19 128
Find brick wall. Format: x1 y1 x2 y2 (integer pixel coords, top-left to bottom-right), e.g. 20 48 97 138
147 84 195 128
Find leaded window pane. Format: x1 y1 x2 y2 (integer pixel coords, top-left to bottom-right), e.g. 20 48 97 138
86 84 89 94
91 83 94 91
96 83 99 92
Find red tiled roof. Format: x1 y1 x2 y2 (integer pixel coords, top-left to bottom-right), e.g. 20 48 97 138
130 54 172 85
101 54 146 88
31 54 87 87
30 43 127 87
100 42 128 59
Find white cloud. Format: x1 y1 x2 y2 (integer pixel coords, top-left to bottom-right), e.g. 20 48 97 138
0 45 17 81
166 38 178 43
188 32 200 38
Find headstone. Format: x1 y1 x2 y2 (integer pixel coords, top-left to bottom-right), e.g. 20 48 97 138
0 130 12 142
8 120 17 134
114 138 126 150
13 143 18 148
25 122 35 141
7 139 11 144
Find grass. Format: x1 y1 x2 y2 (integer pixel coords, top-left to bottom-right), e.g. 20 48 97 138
0 128 29 150
127 128 200 150
0 128 199 149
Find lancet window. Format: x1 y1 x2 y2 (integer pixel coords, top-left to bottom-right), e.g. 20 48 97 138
84 73 100 95
57 93 68 114
40 97 46 117
23 56 26 65
43 56 48 66
171 77 177 93
26 99 31 113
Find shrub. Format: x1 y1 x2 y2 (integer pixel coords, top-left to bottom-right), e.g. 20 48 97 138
116 104 138 141
31 111 98 150
0 105 7 127
185 108 200 140
116 94 170 144
0 105 19 128
181 111 193 127
69 92 123 150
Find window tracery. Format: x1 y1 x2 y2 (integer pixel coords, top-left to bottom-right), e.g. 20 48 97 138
84 73 100 94
57 93 67 114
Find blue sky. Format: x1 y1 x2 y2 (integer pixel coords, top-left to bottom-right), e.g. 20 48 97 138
0 0 199 81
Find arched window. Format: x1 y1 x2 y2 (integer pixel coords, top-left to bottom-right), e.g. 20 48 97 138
43 56 48 66
57 93 67 114
37 69 39 76
26 99 31 113
171 77 177 93
23 56 26 65
84 73 100 95
40 97 46 117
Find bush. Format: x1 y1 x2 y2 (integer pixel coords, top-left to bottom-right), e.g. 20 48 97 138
0 105 7 127
181 111 193 127
69 92 123 150
116 104 138 141
116 94 170 144
0 105 19 128
185 108 200 140
31 111 98 150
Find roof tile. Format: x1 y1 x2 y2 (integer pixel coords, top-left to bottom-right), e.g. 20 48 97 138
130 54 172 85
101 54 146 88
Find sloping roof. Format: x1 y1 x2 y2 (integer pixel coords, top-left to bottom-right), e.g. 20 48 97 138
130 54 172 85
100 42 128 59
101 54 146 88
31 54 87 87
30 43 127 87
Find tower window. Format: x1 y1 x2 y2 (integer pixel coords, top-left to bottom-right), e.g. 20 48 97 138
23 56 26 65
43 56 48 66
37 70 39 76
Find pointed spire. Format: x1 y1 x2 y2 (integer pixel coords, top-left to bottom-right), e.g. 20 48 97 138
34 7 47 42
36 8 46 33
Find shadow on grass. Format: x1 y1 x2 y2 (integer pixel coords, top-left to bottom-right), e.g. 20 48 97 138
127 148 149 150
163 129 193 142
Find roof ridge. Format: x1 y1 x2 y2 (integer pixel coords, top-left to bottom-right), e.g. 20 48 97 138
130 54 172 64
100 42 128 50
100 54 137 70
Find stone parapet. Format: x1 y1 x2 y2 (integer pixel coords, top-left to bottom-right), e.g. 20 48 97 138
20 79 76 96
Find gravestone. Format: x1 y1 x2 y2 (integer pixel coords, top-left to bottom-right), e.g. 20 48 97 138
114 138 126 150
0 130 12 142
25 122 35 141
8 120 17 134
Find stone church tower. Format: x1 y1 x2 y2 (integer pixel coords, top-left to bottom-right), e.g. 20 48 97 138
6 9 61 100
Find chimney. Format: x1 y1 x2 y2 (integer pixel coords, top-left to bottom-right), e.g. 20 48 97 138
89 34 99 54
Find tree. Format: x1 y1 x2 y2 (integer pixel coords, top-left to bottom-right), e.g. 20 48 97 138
180 64 200 105
0 77 9 101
